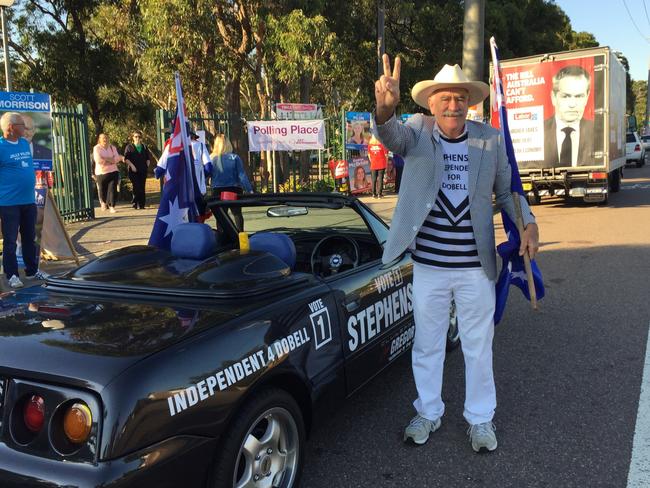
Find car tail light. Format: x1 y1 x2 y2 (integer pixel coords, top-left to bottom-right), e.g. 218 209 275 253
23 395 45 432
589 172 607 180
63 402 92 444
635 144 641 151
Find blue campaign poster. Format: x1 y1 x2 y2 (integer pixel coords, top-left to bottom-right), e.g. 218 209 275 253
345 112 371 150
0 91 52 170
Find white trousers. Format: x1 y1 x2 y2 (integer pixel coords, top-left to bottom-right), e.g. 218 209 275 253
411 263 496 425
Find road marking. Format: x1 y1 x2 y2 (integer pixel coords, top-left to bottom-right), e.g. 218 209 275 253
627 321 650 488
621 184 650 190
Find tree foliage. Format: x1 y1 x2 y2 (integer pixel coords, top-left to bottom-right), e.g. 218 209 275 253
632 80 648 130
9 0 637 152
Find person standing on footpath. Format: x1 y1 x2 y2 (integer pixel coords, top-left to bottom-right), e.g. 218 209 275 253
209 134 253 231
123 130 152 209
374 55 539 452
367 135 388 198
392 153 405 193
93 133 129 213
0 112 49 288
189 131 212 219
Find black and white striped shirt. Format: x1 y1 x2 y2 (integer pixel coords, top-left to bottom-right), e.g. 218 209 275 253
412 130 481 269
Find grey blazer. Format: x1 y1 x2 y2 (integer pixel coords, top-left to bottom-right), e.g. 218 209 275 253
376 114 536 281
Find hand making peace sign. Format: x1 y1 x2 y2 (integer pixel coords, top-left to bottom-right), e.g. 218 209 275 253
375 53 401 124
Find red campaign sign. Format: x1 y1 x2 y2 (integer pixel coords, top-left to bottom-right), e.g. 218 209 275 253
328 159 349 179
491 56 596 128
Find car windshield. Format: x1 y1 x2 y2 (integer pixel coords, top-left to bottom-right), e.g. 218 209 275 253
642 136 650 142
210 201 385 275
626 133 637 143
242 206 370 233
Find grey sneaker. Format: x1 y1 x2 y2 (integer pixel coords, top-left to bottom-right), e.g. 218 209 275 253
467 421 497 453
404 414 441 445
8 275 23 288
27 270 50 281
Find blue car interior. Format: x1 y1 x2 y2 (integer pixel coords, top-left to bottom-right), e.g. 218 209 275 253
171 223 217 260
249 232 297 270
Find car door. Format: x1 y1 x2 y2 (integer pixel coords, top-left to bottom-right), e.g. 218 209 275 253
324 204 415 395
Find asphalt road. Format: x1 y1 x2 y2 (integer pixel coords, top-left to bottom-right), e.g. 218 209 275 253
301 163 650 488
11 163 650 487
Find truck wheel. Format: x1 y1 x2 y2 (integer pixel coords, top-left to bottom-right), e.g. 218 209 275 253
527 193 541 206
446 300 460 352
609 168 621 193
210 388 305 488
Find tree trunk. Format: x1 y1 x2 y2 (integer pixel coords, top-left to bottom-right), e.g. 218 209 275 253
88 103 103 142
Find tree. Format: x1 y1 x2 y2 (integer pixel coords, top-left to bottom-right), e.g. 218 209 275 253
632 80 647 131
11 0 127 138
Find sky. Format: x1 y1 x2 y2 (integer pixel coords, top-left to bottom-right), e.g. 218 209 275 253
555 0 650 82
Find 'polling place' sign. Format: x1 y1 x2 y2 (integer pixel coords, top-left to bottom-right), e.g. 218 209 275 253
248 120 326 151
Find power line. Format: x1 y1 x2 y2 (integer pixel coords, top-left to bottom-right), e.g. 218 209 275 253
622 0 650 43
644 0 650 27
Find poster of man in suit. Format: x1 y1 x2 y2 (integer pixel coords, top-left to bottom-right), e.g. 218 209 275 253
0 92 53 170
544 65 593 168
491 56 597 169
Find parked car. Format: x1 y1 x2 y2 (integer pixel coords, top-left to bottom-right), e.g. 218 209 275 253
625 131 646 167
0 193 459 488
641 134 650 153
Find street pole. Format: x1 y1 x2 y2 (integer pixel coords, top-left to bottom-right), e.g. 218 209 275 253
1 6 11 91
462 0 484 118
645 64 650 134
377 0 385 78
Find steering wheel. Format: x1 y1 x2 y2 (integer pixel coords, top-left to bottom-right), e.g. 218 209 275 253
310 235 360 277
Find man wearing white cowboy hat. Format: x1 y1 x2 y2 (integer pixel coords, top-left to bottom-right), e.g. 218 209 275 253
374 55 539 452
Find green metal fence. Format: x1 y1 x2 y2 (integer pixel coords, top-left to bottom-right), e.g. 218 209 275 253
51 104 94 222
154 108 343 194
155 109 238 152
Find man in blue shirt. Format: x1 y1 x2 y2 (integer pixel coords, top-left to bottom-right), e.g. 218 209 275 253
0 112 49 288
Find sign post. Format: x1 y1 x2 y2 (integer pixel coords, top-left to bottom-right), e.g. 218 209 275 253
0 0 15 91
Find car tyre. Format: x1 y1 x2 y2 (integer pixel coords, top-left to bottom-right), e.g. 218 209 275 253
527 192 541 206
210 388 306 488
636 157 645 168
446 300 460 352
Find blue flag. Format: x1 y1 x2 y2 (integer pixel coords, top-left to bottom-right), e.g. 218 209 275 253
490 37 545 324
149 74 198 250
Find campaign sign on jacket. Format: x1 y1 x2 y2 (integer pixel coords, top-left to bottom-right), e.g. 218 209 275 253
0 91 53 171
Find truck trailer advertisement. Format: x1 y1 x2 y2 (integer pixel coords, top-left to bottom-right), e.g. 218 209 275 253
491 56 596 168
490 47 626 204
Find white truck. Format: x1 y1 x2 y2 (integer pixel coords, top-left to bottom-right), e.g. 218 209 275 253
490 46 626 204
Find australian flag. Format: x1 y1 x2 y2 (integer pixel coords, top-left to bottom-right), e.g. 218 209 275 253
149 73 198 250
490 37 545 324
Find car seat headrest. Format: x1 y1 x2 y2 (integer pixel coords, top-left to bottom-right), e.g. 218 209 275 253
170 223 217 260
249 232 296 269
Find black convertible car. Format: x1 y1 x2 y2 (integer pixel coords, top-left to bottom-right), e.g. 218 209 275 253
0 193 458 488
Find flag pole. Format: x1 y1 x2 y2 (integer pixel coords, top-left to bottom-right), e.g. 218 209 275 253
490 36 538 312
511 194 537 310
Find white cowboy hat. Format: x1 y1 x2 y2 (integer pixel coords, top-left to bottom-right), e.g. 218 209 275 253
411 64 490 109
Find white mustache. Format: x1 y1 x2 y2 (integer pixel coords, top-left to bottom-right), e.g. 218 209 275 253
442 110 464 117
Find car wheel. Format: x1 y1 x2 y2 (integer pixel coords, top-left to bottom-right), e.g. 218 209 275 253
637 158 645 168
446 300 460 352
211 388 305 488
